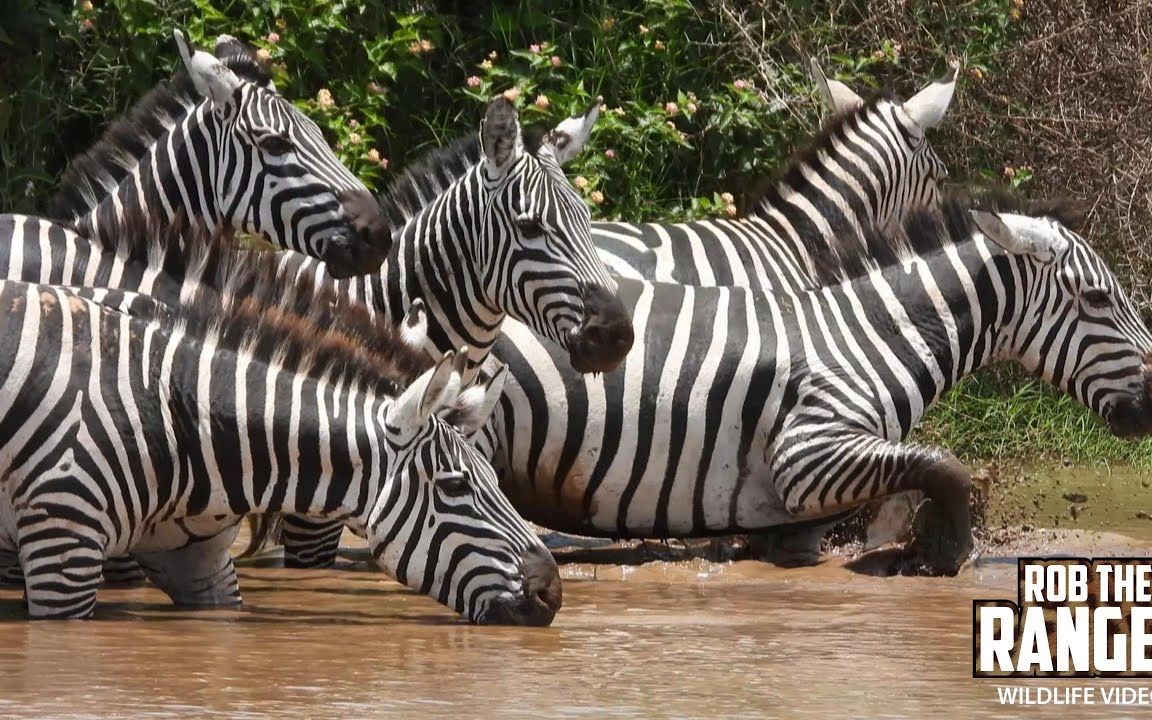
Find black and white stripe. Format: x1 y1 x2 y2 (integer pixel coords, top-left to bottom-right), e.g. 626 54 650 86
594 62 958 292
484 194 1152 576
0 217 559 623
0 98 633 572
40 30 383 279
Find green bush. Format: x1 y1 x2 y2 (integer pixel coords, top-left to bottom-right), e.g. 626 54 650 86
2 0 1018 218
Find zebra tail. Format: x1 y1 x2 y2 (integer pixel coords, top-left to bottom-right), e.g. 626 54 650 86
239 513 283 558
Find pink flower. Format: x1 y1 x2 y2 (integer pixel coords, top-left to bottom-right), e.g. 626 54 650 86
665 101 678 113
733 79 747 90
686 102 697 113
551 56 562 68
590 191 604 205
604 149 616 159
255 48 271 63
266 32 280 44
535 94 550 109
368 149 381 163
80 17 94 31
467 75 482 89
529 43 541 54
725 204 738 217
503 87 521 102
378 157 390 171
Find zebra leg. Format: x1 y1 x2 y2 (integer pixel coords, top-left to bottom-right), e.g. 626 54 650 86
774 428 973 576
747 519 840 567
280 515 344 568
18 523 106 619
101 554 148 586
0 547 23 587
134 525 242 609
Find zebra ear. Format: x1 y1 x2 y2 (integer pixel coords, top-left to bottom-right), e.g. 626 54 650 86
541 96 602 166
902 61 959 131
809 58 864 115
971 210 1062 261
174 29 243 108
214 34 277 92
480 97 525 176
386 350 459 431
443 364 508 435
399 299 428 351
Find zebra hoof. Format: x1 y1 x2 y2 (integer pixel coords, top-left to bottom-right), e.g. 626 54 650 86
902 497 973 576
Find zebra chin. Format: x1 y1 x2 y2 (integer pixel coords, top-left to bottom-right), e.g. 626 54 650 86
566 284 635 374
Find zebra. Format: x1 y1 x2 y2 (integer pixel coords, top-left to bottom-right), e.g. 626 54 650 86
269 60 964 569
23 30 387 279
592 59 958 292
0 214 561 624
0 96 634 570
482 191 1152 576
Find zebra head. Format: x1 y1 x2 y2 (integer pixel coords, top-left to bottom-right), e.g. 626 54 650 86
173 30 386 278
477 97 634 373
374 351 560 625
972 209 1152 438
810 59 957 233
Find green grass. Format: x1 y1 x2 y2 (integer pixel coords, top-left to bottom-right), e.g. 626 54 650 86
916 368 1152 468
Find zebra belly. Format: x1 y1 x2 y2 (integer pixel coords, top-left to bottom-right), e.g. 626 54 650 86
491 280 799 537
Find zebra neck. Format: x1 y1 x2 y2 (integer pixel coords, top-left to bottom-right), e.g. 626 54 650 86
80 103 224 243
167 334 391 522
872 238 1017 416
372 169 504 377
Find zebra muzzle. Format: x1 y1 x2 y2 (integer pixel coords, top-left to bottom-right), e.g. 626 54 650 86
480 545 562 626
320 189 391 279
567 284 635 374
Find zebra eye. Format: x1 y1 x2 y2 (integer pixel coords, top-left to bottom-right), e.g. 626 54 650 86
435 473 471 498
257 132 295 156
516 217 545 240
1083 288 1112 310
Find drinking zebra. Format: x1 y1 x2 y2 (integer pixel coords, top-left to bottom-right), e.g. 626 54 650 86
0 94 633 570
20 30 386 280
0 213 559 624
592 60 958 291
484 191 1152 575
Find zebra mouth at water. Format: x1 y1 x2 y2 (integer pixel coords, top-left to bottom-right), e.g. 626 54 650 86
474 545 562 626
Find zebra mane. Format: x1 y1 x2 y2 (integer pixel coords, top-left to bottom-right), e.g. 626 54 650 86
744 93 893 219
47 49 269 225
865 188 1090 274
376 127 547 230
113 211 433 398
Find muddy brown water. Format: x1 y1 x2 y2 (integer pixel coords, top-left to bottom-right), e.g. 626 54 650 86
0 464 1149 719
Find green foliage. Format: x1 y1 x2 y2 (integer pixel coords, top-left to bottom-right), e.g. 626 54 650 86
2 0 1016 220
